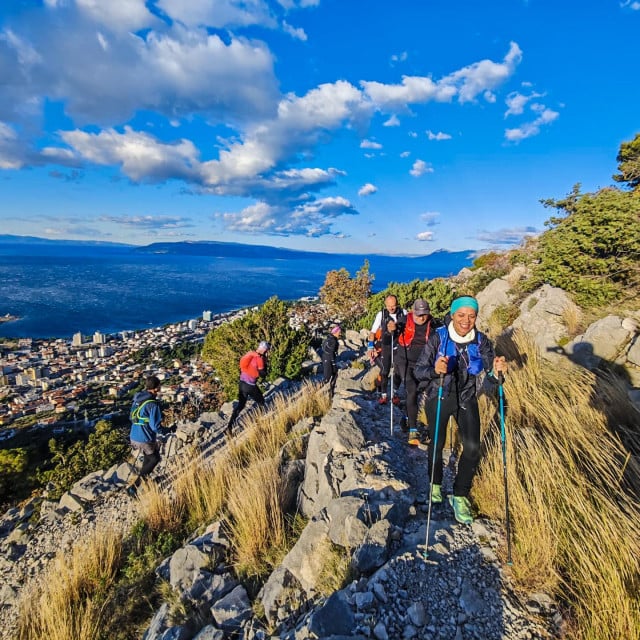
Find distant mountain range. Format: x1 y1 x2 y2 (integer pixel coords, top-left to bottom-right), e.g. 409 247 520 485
134 240 475 262
0 234 131 247
0 235 475 262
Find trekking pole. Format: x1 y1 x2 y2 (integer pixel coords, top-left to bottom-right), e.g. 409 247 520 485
390 332 394 437
498 374 513 565
424 373 444 559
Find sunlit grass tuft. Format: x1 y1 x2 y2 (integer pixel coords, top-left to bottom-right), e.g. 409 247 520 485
475 330 640 640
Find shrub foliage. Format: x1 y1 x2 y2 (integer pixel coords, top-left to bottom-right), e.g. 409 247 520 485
319 260 373 326
529 184 640 306
201 296 312 399
359 278 456 329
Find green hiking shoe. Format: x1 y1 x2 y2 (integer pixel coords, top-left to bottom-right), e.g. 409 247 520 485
449 495 473 524
431 484 442 504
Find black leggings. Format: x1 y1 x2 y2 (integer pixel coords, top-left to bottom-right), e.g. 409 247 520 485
228 381 265 429
394 361 420 429
424 393 481 497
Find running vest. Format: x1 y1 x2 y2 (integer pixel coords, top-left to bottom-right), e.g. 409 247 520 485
130 398 157 440
435 325 484 376
375 308 406 341
398 313 431 347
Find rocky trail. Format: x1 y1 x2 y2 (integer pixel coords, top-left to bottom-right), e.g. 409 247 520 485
0 358 562 640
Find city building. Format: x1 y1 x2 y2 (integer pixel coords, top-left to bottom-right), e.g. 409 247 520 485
72 332 83 347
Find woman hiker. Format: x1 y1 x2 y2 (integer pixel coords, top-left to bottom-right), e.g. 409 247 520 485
414 296 508 524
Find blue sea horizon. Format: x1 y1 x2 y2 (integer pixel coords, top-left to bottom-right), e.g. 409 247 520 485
0 242 473 339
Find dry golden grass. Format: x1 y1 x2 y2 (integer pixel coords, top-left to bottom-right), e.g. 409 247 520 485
17 528 123 640
137 478 185 534
562 302 584 337
474 330 640 640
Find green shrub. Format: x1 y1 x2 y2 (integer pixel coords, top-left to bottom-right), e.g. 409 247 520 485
527 184 640 307
319 260 373 327
36 420 129 500
359 278 456 329
201 296 312 399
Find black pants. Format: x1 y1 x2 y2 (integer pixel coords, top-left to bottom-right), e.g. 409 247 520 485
227 381 265 430
394 360 419 429
131 440 161 477
424 393 481 497
378 343 401 395
322 357 338 396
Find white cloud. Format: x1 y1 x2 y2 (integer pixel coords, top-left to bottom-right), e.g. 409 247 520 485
390 51 408 64
476 226 538 245
505 90 543 117
282 20 307 40
505 107 559 142
441 41 522 103
75 0 158 32
383 114 400 127
99 214 193 230
157 0 276 29
410 159 433 177
222 195 357 237
400 151 410 158
360 139 383 149
416 231 435 241
60 127 201 182
358 183 377 196
420 211 440 226
621 1 640 9
426 130 451 141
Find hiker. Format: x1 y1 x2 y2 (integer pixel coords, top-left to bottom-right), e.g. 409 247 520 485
128 375 164 494
414 296 508 525
322 325 341 397
226 341 271 436
367 294 406 405
394 298 437 445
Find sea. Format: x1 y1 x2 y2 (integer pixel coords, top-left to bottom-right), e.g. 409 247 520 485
0 242 473 339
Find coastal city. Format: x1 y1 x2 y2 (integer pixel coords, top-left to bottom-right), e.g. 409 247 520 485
0 310 236 443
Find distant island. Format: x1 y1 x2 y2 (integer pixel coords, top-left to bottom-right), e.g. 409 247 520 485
133 240 475 263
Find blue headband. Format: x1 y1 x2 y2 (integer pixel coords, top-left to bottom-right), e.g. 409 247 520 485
450 296 479 314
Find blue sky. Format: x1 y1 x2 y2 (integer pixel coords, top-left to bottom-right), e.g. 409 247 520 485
1 0 638 255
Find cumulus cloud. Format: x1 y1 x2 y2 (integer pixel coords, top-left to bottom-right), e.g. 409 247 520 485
360 139 383 149
400 151 410 158
476 226 538 245
0 4 526 241
621 1 640 9
505 106 559 142
426 130 451 141
358 183 377 196
505 90 544 117
390 51 408 64
282 20 307 40
416 231 435 241
409 159 433 177
221 195 357 237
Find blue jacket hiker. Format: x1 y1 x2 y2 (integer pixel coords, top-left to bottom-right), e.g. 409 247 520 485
414 296 508 525
128 375 163 493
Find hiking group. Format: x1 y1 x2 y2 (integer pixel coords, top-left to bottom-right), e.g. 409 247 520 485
128 295 508 526
368 294 508 525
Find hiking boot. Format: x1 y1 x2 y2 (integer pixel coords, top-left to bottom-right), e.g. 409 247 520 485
431 484 442 504
408 429 420 446
449 495 473 525
378 394 388 405
126 484 138 498
392 394 401 406
399 415 408 432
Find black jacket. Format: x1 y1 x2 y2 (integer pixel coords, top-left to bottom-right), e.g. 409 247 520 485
322 334 339 364
414 326 499 404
